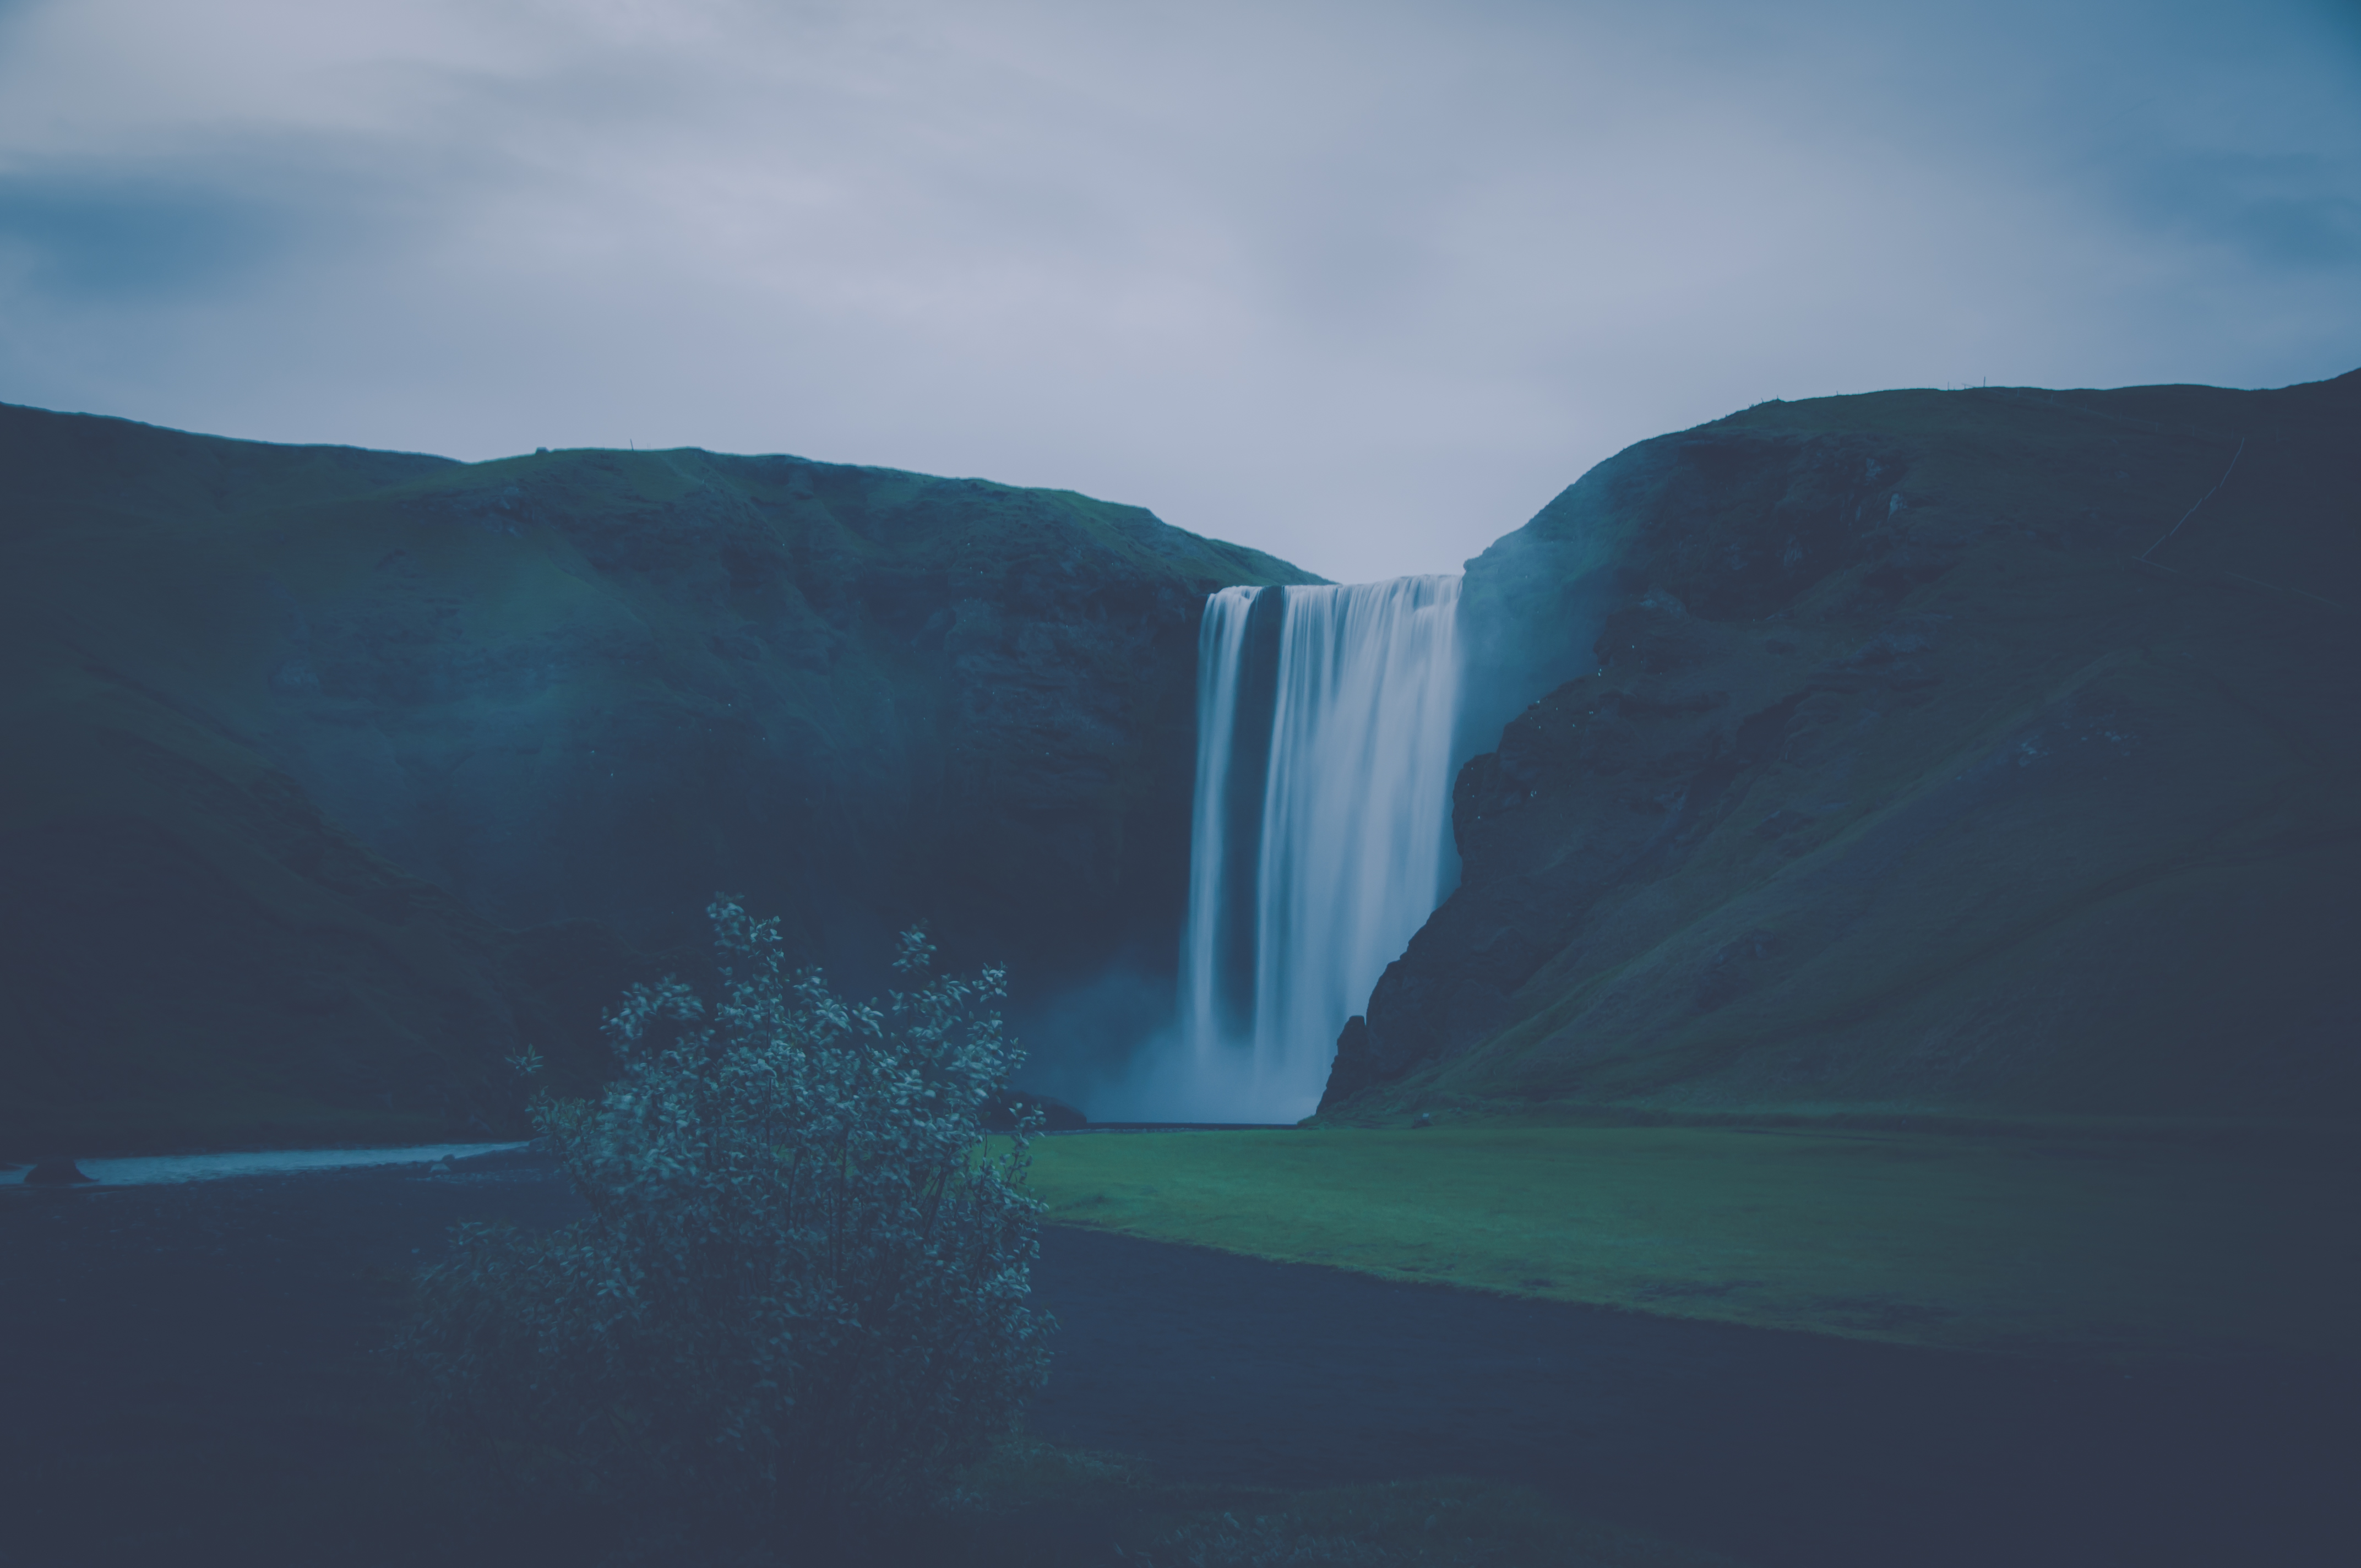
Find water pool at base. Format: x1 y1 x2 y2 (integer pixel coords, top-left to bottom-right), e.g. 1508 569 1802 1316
0 1142 530 1187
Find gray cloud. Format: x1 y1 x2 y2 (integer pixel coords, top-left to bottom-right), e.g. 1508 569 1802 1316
0 175 287 298
2113 150 2361 269
0 0 2354 579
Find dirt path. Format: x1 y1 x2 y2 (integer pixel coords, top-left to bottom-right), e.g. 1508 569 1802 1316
1 1153 2345 1566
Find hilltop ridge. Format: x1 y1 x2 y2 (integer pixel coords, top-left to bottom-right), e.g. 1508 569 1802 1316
0 404 1314 1153
1329 371 2360 1122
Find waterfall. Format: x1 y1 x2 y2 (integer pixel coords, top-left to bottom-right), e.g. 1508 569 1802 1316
1167 576 1462 1121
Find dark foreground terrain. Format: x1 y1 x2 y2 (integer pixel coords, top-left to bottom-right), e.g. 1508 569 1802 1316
1 1151 2347 1567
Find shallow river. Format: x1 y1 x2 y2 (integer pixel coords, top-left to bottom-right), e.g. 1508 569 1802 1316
0 1141 529 1186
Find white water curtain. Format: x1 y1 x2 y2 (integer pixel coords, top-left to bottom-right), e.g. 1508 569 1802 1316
1178 584 1255 1069
1173 576 1461 1121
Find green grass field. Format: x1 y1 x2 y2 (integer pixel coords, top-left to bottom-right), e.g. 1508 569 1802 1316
1024 1119 2359 1363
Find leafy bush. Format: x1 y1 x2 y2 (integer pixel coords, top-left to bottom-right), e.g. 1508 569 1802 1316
398 898 1053 1542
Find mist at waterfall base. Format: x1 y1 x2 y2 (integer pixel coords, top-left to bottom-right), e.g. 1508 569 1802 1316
1082 578 1464 1124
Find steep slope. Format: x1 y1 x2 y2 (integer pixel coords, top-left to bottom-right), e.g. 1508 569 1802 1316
0 405 1313 1153
1329 372 2359 1120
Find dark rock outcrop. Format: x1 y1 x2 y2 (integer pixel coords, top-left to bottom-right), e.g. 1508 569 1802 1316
1316 1016 1375 1112
1339 373 2361 1120
0 405 1315 1154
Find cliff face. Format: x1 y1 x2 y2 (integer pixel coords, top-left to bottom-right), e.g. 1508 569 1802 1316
0 405 1313 1152
1330 373 2360 1120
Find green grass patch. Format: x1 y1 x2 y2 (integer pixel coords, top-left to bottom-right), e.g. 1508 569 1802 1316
1024 1121 2359 1364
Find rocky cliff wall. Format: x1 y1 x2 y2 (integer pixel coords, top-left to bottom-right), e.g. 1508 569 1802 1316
1330 373 2360 1120
0 405 1313 1152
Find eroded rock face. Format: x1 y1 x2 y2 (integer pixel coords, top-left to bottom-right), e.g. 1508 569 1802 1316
1338 375 2361 1119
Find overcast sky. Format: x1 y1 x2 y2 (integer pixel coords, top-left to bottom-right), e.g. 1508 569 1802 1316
1 1 2355 580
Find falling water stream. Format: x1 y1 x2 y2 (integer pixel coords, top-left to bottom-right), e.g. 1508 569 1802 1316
1166 576 1462 1120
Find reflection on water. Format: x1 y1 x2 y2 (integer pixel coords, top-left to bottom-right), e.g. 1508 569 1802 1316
0 1142 529 1188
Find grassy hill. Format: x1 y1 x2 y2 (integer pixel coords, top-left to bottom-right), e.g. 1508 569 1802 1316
0 404 1312 1156
1334 371 2359 1122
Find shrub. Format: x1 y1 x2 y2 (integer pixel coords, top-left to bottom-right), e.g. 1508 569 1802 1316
398 898 1053 1543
